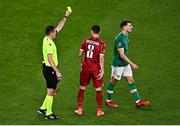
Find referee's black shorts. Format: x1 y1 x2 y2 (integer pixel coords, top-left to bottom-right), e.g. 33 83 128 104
42 63 58 89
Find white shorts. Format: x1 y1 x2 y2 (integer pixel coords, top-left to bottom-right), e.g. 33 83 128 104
111 64 133 80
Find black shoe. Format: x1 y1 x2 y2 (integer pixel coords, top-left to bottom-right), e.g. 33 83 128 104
37 108 46 115
45 114 59 120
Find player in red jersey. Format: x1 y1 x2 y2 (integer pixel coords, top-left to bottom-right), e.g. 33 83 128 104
75 25 106 117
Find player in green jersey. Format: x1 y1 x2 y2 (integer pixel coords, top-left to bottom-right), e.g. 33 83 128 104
105 20 150 108
37 9 71 120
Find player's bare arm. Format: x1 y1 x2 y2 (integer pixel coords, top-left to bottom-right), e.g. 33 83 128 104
118 48 139 70
97 55 104 80
55 10 71 33
79 50 84 64
48 54 62 80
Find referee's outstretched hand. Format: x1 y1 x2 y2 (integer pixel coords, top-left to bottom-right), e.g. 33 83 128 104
65 10 71 18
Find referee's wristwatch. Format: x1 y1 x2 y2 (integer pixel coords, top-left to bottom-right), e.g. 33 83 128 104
64 15 68 19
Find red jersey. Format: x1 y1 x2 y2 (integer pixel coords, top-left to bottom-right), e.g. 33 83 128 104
80 36 106 72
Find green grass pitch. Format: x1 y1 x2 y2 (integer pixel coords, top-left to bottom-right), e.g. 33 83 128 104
0 0 180 124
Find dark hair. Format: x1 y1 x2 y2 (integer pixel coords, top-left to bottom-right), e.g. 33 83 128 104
91 25 101 34
120 20 132 28
45 25 55 35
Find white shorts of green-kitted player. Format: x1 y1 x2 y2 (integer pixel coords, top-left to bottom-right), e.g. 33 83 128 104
111 64 133 80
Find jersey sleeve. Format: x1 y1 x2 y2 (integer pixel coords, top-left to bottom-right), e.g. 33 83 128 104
80 39 86 51
46 41 54 54
116 38 125 49
100 43 106 56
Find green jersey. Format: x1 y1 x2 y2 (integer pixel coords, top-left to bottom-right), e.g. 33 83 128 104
42 36 58 67
112 32 129 67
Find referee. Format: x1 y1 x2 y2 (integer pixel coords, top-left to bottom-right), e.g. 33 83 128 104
37 9 71 120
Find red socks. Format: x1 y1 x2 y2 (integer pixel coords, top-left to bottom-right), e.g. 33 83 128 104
77 89 84 107
77 89 102 109
96 91 103 109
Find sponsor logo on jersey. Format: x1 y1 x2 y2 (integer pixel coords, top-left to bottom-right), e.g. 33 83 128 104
86 40 99 46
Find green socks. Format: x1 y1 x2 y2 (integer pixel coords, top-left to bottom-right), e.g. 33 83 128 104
128 83 140 103
107 82 116 101
106 82 140 103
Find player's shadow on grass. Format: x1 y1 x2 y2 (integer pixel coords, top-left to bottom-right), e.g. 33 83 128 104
135 106 152 111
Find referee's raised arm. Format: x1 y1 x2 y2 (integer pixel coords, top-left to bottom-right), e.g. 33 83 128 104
55 10 72 33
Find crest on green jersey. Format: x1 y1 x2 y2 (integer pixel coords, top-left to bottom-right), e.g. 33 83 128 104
118 42 122 47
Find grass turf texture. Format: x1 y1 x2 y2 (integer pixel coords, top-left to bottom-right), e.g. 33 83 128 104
0 0 180 124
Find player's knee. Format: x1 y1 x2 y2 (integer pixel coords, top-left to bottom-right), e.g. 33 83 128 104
80 86 86 90
128 78 134 84
95 87 102 92
110 77 118 84
47 89 55 96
